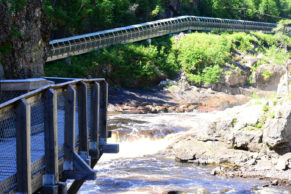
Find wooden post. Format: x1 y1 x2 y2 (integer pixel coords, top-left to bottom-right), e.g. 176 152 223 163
99 81 108 145
78 82 88 159
98 81 119 154
58 182 67 194
89 82 100 158
42 89 59 193
16 99 32 194
64 85 76 171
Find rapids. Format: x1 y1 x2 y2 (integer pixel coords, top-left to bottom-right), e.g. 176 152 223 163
78 113 290 193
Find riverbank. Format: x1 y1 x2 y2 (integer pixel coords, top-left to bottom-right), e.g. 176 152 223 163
102 111 291 193
107 72 277 114
108 85 250 113
107 76 291 189
161 94 291 188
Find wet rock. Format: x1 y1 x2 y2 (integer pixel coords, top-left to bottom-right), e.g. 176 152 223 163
167 191 187 194
150 107 158 113
129 100 139 107
137 106 145 110
140 101 150 106
156 106 167 113
211 167 221 176
275 153 291 171
177 105 187 113
230 130 263 152
271 180 279 186
196 187 210 194
115 105 123 112
252 187 290 193
168 106 176 113
187 105 196 112
107 104 116 112
173 138 199 161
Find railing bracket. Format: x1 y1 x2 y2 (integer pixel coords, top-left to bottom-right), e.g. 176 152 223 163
101 144 119 154
63 152 97 180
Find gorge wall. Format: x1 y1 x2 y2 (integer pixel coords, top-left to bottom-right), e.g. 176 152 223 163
0 0 50 79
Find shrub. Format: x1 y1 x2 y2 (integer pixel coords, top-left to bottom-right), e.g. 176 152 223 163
45 31 291 88
46 40 179 88
262 69 273 80
173 33 230 85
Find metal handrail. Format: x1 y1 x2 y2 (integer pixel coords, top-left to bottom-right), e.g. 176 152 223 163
47 15 278 62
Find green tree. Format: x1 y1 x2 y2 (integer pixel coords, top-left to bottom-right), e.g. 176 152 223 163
258 0 279 22
44 0 95 36
277 0 291 18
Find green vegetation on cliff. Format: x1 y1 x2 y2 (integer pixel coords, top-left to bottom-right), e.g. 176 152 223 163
45 31 290 88
43 0 291 38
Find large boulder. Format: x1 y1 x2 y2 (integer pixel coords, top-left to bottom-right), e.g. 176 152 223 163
172 136 256 165
275 153 291 171
251 64 286 91
221 64 250 87
263 100 291 151
229 130 263 152
191 102 266 152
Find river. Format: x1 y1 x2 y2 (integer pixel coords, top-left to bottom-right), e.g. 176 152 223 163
78 112 290 193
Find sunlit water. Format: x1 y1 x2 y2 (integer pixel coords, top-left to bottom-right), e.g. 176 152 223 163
78 113 289 193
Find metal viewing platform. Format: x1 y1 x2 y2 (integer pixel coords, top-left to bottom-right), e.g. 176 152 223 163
0 78 119 193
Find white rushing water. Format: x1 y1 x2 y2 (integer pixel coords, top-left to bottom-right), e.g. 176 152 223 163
78 113 287 194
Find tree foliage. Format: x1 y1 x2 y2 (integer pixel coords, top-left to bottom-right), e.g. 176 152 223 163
43 0 290 38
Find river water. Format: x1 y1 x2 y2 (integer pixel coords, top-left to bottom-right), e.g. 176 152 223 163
78 113 289 193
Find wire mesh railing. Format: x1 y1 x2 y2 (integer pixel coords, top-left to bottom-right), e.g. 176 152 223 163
0 78 116 193
0 105 17 193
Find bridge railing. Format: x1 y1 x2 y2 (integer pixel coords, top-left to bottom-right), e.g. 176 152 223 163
47 16 278 62
0 78 118 193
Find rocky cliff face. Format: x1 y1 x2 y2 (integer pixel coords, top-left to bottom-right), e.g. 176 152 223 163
0 0 50 79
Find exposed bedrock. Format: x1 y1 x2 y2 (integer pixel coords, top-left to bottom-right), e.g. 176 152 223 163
0 0 50 79
168 93 291 183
